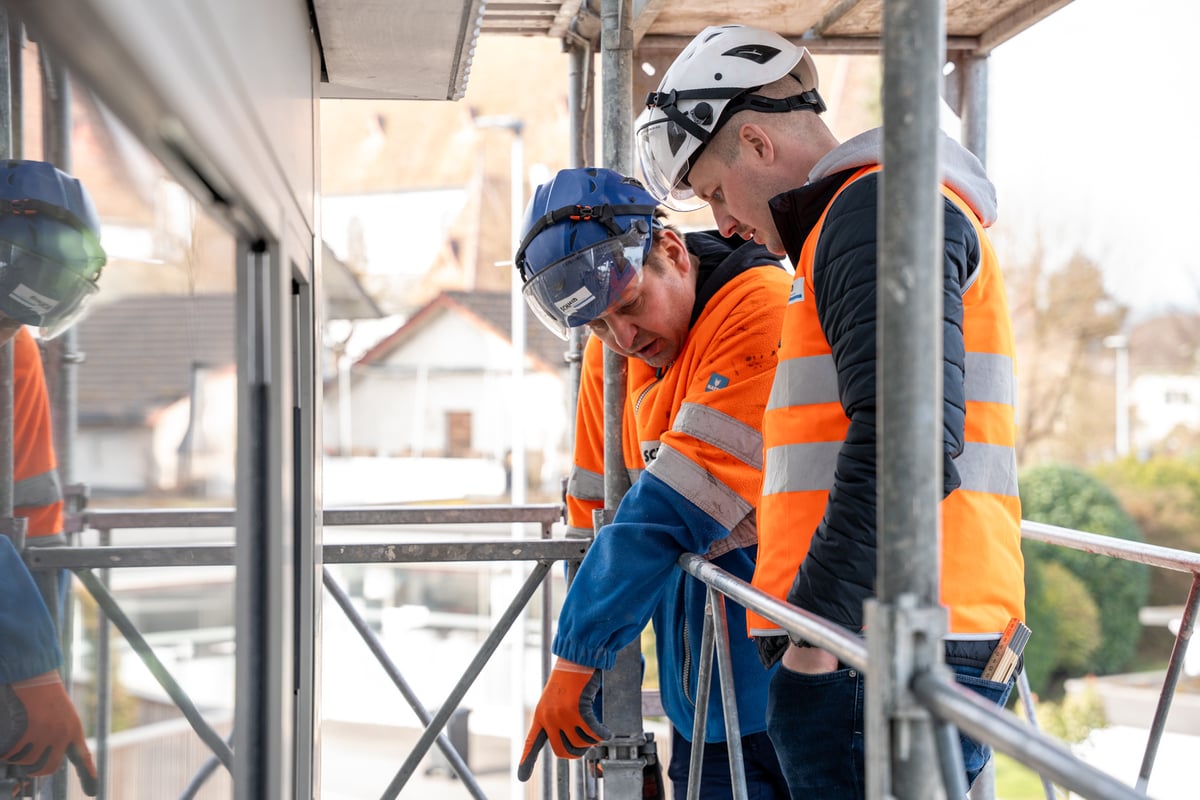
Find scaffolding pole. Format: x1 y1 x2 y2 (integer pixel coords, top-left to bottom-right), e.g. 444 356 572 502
869 0 954 798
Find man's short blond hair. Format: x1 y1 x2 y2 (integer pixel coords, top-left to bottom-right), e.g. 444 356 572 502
704 74 814 167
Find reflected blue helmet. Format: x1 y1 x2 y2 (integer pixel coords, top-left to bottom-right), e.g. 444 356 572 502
514 167 659 339
0 160 106 338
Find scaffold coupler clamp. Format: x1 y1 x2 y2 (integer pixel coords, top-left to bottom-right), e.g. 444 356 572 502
589 732 663 799
0 514 28 550
0 765 34 799
63 482 91 534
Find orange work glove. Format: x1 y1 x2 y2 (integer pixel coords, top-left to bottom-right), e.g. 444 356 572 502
0 671 98 796
517 658 611 782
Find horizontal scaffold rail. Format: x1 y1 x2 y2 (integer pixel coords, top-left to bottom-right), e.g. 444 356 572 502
678 553 1150 800
24 539 589 569
1022 519 1200 573
75 503 566 530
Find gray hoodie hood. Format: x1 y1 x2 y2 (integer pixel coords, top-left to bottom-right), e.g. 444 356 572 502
807 128 998 226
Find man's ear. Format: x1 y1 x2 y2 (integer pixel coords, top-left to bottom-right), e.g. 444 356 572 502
738 123 775 166
659 229 692 276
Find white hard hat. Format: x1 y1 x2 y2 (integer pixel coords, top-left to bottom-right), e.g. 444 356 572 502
636 25 824 211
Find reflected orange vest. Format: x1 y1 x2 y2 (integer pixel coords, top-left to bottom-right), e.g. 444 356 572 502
750 165 1024 636
12 327 64 540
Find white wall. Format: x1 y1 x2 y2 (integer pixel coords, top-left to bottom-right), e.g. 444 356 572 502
78 370 237 496
323 308 572 491
1130 373 1200 452
323 457 506 505
77 427 155 494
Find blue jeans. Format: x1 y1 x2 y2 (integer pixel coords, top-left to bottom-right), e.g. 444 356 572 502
668 726 790 800
766 641 1014 800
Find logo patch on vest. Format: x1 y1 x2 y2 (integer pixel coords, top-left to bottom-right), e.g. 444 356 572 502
705 373 729 392
789 279 805 304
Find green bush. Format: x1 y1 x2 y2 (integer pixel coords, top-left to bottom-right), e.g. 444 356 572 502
1095 456 1200 607
1023 561 1100 692
1037 680 1107 744
1019 463 1149 678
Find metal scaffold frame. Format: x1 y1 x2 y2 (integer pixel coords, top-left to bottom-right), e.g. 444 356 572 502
0 0 1196 798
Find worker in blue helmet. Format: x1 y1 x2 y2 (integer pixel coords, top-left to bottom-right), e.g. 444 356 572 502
514 167 793 798
516 169 659 340
0 159 106 340
1 160 103 796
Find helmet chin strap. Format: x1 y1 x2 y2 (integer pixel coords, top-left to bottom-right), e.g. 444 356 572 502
645 86 744 144
0 197 107 273
645 84 826 191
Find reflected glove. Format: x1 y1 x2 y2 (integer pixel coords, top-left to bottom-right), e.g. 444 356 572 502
0 671 98 796
517 658 611 781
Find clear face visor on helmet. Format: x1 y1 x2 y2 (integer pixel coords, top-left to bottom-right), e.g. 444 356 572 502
635 112 711 213
0 235 104 339
521 222 650 340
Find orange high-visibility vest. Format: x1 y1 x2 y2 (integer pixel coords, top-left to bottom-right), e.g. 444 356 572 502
751 165 1024 636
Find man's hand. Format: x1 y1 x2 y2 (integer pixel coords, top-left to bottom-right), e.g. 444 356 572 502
517 658 611 782
0 672 98 796
781 644 839 674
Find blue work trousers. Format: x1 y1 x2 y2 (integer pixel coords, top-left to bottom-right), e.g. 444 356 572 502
765 640 1015 799
667 726 790 800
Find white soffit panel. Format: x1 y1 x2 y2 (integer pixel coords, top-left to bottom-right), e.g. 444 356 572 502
314 0 487 100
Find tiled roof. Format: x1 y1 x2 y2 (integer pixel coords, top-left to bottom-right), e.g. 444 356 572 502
358 289 571 373
75 294 236 424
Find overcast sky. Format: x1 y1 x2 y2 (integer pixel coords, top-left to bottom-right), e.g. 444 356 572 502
985 0 1199 319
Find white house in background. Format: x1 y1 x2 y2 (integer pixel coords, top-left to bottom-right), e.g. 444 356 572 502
1129 373 1200 452
322 290 573 503
1124 313 1200 455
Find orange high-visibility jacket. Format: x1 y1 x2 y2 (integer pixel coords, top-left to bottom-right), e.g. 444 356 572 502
752 158 1024 640
557 232 790 742
12 327 64 541
566 262 791 557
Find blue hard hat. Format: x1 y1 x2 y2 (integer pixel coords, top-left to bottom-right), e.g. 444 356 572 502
0 159 106 338
514 167 659 339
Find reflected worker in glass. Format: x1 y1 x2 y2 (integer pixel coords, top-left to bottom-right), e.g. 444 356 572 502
1 159 106 796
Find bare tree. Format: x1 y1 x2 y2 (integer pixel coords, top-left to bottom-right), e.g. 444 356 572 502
1009 247 1127 465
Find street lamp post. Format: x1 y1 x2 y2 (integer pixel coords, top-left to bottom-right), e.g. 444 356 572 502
473 114 526 506
471 114 527 800
1104 334 1130 457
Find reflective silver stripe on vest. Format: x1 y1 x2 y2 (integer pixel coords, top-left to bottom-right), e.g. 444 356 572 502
567 465 604 503
628 467 644 484
763 441 840 496
14 469 63 508
768 355 839 410
964 352 1015 407
954 442 1018 497
674 402 763 469
647 443 752 531
566 525 595 539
